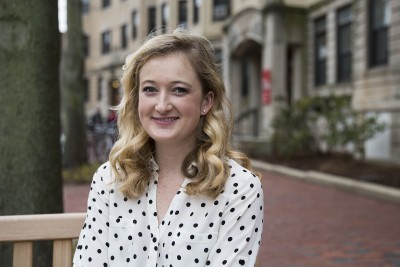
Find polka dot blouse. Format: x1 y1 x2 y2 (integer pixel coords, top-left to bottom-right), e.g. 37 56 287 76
73 159 264 266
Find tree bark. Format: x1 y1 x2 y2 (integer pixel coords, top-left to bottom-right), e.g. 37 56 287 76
61 0 88 168
0 0 63 265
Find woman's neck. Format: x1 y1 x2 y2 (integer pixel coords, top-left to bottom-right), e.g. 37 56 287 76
154 141 194 175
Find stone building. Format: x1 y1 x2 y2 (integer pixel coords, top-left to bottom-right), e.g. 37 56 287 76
82 0 400 162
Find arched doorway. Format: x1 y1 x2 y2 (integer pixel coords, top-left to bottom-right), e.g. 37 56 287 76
231 40 262 137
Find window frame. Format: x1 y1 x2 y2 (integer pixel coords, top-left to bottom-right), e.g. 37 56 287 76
121 24 128 49
102 0 110 8
161 3 169 33
240 57 249 98
83 78 89 103
83 34 89 57
131 10 138 40
178 0 188 28
314 15 327 86
82 0 90 13
193 0 201 24
148 6 157 34
97 76 102 101
213 0 230 21
336 4 353 82
368 0 390 67
101 30 111 54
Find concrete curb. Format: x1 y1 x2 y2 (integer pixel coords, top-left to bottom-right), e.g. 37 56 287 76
251 159 400 205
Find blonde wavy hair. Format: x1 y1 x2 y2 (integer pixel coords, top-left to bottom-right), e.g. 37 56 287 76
109 29 256 199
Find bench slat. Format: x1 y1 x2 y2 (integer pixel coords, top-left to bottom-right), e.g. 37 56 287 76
13 241 33 267
0 213 85 242
53 240 73 267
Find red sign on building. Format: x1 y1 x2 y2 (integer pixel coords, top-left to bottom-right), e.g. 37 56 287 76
261 70 272 105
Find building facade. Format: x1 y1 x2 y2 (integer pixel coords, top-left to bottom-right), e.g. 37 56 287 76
82 0 232 119
82 0 400 163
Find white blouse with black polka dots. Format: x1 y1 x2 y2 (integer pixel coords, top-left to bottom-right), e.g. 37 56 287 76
73 159 264 267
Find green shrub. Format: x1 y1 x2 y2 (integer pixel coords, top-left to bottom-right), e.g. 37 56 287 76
62 163 101 183
272 95 386 159
272 98 318 157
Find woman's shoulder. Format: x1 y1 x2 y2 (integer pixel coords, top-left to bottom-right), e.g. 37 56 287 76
92 161 115 185
224 158 263 195
226 158 259 178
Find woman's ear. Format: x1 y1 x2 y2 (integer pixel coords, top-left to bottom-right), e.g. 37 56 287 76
202 91 214 115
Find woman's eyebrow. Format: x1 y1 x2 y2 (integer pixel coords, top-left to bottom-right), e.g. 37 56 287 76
141 80 192 88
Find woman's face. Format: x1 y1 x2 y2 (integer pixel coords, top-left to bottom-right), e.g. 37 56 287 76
138 52 213 147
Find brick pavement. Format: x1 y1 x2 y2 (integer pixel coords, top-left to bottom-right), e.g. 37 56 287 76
63 169 400 267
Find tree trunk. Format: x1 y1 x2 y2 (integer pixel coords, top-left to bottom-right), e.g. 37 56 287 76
61 0 88 168
0 1 63 265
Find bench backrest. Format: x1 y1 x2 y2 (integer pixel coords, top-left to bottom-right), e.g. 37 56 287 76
0 213 85 267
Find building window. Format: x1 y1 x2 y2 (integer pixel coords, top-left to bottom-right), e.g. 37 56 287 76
83 34 89 57
213 0 230 21
178 0 187 28
314 16 327 86
148 6 156 34
83 78 89 103
369 0 390 67
214 48 222 65
121 24 128 49
132 10 138 40
102 0 110 8
97 77 102 101
336 5 352 82
161 3 169 33
241 58 249 98
101 30 111 54
82 0 89 13
193 0 201 24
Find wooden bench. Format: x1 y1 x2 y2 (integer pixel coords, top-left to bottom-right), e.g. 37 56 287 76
0 212 261 266
0 213 85 267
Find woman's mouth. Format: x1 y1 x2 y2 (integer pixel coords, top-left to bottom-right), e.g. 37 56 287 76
152 117 179 124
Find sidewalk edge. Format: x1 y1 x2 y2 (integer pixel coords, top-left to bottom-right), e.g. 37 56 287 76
251 159 400 205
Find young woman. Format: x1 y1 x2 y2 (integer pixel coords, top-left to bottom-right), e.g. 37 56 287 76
73 29 264 267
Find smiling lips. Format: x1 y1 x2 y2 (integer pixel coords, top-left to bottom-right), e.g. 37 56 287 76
152 117 179 124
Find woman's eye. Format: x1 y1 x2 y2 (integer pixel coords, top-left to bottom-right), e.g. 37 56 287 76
173 87 188 94
143 86 157 93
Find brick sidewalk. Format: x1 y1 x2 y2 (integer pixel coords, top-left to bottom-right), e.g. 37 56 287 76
63 169 400 267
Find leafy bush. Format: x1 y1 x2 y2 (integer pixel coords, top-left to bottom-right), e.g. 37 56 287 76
62 163 101 183
272 98 318 157
272 95 386 159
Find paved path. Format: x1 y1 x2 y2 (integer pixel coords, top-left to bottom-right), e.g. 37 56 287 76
63 169 400 267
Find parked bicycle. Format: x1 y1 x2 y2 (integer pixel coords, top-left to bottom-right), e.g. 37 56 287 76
87 121 117 163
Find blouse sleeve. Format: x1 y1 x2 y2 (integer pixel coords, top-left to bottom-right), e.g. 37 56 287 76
73 163 112 266
207 172 264 267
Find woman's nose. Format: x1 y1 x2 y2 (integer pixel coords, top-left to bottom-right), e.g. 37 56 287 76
155 93 172 113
